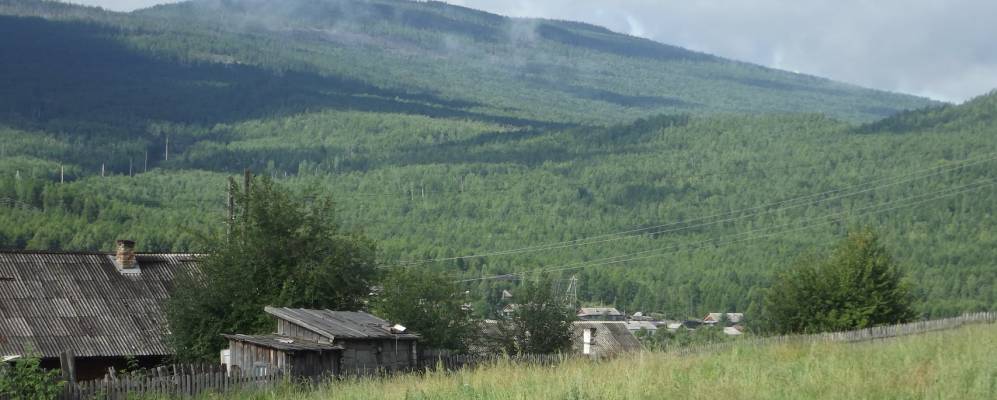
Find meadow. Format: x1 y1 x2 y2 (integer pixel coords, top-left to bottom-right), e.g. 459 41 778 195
201 324 997 400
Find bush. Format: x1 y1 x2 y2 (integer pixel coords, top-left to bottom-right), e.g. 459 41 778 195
0 356 65 400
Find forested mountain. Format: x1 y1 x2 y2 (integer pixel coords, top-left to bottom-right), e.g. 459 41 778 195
1 0 993 320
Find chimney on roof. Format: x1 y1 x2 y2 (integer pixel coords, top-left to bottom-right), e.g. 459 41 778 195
116 240 137 269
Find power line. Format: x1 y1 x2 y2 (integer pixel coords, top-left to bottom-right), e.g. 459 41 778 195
395 152 997 267
456 177 996 283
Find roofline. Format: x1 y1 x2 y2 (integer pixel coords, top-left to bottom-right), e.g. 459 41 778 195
0 249 203 257
221 334 345 352
264 307 421 340
265 306 339 341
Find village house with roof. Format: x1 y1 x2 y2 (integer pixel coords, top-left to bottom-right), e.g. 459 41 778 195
0 240 195 380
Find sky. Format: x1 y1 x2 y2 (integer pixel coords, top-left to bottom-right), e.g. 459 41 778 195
68 0 997 103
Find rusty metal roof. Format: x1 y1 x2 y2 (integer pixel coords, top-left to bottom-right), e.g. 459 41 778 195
265 307 420 341
0 251 196 358
222 334 343 352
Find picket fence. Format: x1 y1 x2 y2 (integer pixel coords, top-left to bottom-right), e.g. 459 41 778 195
661 311 997 356
63 364 282 400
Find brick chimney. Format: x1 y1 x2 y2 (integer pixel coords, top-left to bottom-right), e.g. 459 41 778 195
115 240 137 270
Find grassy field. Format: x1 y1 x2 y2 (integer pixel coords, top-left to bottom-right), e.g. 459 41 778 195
204 324 997 400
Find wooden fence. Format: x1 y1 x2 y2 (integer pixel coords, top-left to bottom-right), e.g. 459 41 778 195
63 364 283 400
661 311 997 356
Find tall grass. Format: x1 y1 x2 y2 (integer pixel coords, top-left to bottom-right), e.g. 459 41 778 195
203 325 997 399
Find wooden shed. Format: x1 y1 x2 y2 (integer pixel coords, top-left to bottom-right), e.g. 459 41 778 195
263 307 420 375
222 334 343 379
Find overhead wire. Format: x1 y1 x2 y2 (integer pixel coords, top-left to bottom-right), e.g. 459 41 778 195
395 151 997 267
455 176 997 283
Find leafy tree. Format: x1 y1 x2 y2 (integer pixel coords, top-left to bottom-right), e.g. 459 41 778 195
376 268 479 352
764 229 916 334
166 176 378 361
0 355 65 400
491 278 575 354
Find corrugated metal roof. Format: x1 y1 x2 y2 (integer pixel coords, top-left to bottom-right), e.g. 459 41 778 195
222 334 344 352
265 307 420 340
0 251 196 358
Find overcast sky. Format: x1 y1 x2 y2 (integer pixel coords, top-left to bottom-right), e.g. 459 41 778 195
69 0 997 103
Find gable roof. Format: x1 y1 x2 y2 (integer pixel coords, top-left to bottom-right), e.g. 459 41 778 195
0 251 196 358
264 307 419 341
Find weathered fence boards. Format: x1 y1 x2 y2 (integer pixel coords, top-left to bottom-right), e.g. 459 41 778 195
662 311 997 356
63 364 283 400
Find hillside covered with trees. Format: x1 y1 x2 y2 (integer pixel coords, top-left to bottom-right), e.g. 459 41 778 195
1 0 994 320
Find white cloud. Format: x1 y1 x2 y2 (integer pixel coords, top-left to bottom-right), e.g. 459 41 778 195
449 0 997 102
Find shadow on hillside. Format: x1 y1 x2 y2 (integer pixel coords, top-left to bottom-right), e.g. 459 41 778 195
0 16 558 139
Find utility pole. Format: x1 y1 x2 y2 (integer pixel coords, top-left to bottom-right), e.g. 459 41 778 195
60 164 64 184
144 150 148 173
101 163 105 177
243 168 252 211
164 136 169 161
129 158 133 177
227 177 236 239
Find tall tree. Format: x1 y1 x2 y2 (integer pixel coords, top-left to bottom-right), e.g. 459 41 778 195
166 176 378 361
490 278 575 354
764 229 916 334
376 268 478 352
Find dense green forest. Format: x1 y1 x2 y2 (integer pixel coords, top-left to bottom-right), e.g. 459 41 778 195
0 0 993 320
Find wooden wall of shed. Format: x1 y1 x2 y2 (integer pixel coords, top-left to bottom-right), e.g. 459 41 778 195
338 339 417 374
288 351 340 379
228 340 288 376
277 319 328 343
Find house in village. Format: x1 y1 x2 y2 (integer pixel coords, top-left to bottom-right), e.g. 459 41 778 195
702 313 744 325
223 307 419 377
0 240 194 380
576 307 625 321
572 321 642 358
624 320 657 335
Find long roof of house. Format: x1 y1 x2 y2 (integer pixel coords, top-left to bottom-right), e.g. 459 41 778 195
265 307 420 341
0 250 196 358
